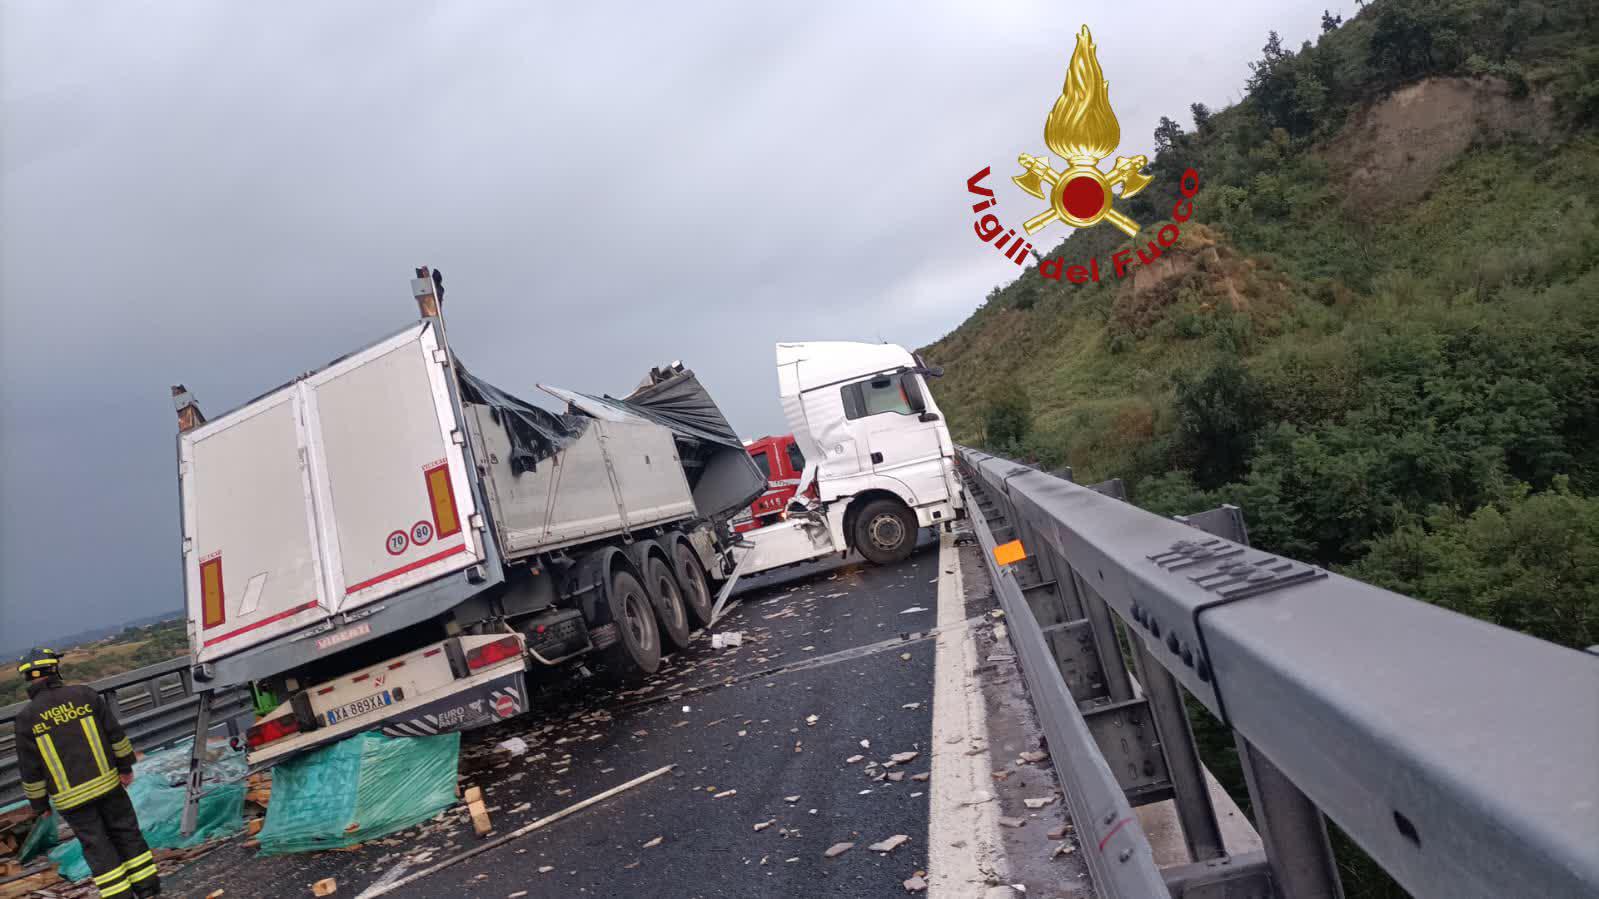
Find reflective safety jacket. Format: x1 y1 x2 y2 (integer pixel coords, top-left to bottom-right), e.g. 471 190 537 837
15 682 136 812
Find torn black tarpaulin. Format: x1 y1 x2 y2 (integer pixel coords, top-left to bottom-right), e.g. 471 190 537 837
456 364 586 474
610 366 765 519
617 366 746 449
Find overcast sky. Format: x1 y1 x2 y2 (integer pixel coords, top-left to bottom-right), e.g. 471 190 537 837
1 0 1348 647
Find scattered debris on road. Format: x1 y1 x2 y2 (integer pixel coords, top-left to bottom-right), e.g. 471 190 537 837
868 835 910 853
1022 796 1056 809
312 877 338 896
824 842 855 858
642 836 664 848
904 874 929 892
711 632 743 649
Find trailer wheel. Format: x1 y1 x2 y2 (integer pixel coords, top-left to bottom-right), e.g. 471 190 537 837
853 498 918 565
646 556 693 651
602 568 660 681
674 540 716 627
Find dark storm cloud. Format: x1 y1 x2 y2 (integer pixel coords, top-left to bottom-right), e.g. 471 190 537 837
0 0 1345 644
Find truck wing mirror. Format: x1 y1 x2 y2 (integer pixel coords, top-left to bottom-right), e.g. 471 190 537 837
899 372 927 413
918 412 940 423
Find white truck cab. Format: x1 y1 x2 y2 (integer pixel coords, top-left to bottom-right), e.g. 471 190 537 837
728 341 962 581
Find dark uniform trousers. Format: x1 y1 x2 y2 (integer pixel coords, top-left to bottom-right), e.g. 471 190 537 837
59 786 160 897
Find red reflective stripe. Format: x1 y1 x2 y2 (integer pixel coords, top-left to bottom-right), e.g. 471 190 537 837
317 686 335 695
344 543 467 594
351 673 370 683
388 661 406 670
203 601 319 647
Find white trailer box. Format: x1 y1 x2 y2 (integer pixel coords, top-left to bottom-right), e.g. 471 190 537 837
181 322 484 664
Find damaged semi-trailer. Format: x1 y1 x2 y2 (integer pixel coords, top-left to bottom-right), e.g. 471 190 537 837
173 268 764 776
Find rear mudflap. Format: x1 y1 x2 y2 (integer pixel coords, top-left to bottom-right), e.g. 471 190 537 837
379 668 528 737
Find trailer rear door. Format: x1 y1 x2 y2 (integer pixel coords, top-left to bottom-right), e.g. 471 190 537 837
181 322 482 662
182 391 330 662
302 323 482 613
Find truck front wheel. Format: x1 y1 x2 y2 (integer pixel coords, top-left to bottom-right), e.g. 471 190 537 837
601 569 661 681
853 498 918 565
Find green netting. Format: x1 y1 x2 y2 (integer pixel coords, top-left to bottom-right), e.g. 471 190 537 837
46 739 247 882
7 798 59 863
256 731 460 855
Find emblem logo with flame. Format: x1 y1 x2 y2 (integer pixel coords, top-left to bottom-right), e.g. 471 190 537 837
1012 26 1152 238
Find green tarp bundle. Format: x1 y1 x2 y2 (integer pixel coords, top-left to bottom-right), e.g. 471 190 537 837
44 739 247 882
256 731 460 855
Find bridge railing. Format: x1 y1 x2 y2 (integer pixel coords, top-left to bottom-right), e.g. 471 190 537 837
0 657 250 807
956 446 1599 899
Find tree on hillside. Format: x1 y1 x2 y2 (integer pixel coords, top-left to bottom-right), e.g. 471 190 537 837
1346 480 1599 650
1172 359 1265 489
983 386 1032 451
1322 10 1342 33
1190 102 1212 134
1247 31 1289 91
1153 116 1186 154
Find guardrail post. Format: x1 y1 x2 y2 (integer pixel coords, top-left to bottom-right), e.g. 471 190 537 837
1127 636 1226 862
1176 505 1343 897
1238 737 1343 898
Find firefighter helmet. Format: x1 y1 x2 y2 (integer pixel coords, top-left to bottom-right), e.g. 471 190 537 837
16 647 61 679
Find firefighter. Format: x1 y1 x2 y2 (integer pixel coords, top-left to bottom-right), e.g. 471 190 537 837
15 648 160 897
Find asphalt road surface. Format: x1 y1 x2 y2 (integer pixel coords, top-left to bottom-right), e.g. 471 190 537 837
162 533 1013 899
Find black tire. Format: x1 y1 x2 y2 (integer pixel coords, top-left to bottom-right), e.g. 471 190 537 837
853 498 919 565
645 556 693 651
600 568 660 681
674 539 716 628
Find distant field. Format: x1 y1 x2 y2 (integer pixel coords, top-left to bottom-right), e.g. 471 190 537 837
0 621 186 708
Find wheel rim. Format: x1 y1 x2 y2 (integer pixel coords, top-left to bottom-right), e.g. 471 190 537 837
623 590 656 654
677 549 710 613
657 574 686 631
867 512 905 551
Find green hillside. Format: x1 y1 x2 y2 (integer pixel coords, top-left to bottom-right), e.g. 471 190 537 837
924 0 1599 651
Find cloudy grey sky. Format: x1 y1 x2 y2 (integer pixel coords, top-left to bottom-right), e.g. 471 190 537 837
1 0 1347 646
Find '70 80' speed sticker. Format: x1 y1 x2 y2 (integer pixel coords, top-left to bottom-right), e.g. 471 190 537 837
386 530 409 555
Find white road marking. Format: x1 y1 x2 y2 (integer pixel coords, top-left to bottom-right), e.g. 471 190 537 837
928 531 1007 896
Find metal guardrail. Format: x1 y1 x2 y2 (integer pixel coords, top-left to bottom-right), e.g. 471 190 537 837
957 447 1599 899
0 657 250 807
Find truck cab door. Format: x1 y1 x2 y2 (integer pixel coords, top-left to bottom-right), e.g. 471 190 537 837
782 368 866 495
841 371 946 504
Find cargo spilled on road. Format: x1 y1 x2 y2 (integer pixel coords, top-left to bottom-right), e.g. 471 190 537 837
150 532 1082 899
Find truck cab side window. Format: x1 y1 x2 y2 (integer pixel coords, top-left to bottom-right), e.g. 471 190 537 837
786 442 806 474
842 375 914 420
751 451 772 480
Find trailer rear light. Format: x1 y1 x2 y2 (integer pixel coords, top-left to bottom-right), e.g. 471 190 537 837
246 715 301 749
465 636 521 671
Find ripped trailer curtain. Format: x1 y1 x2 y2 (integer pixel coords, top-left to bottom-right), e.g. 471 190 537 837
456 364 588 475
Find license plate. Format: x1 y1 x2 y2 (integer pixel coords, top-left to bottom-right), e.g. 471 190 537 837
325 690 393 726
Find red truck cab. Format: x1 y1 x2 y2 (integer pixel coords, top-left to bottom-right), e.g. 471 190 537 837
734 434 811 532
